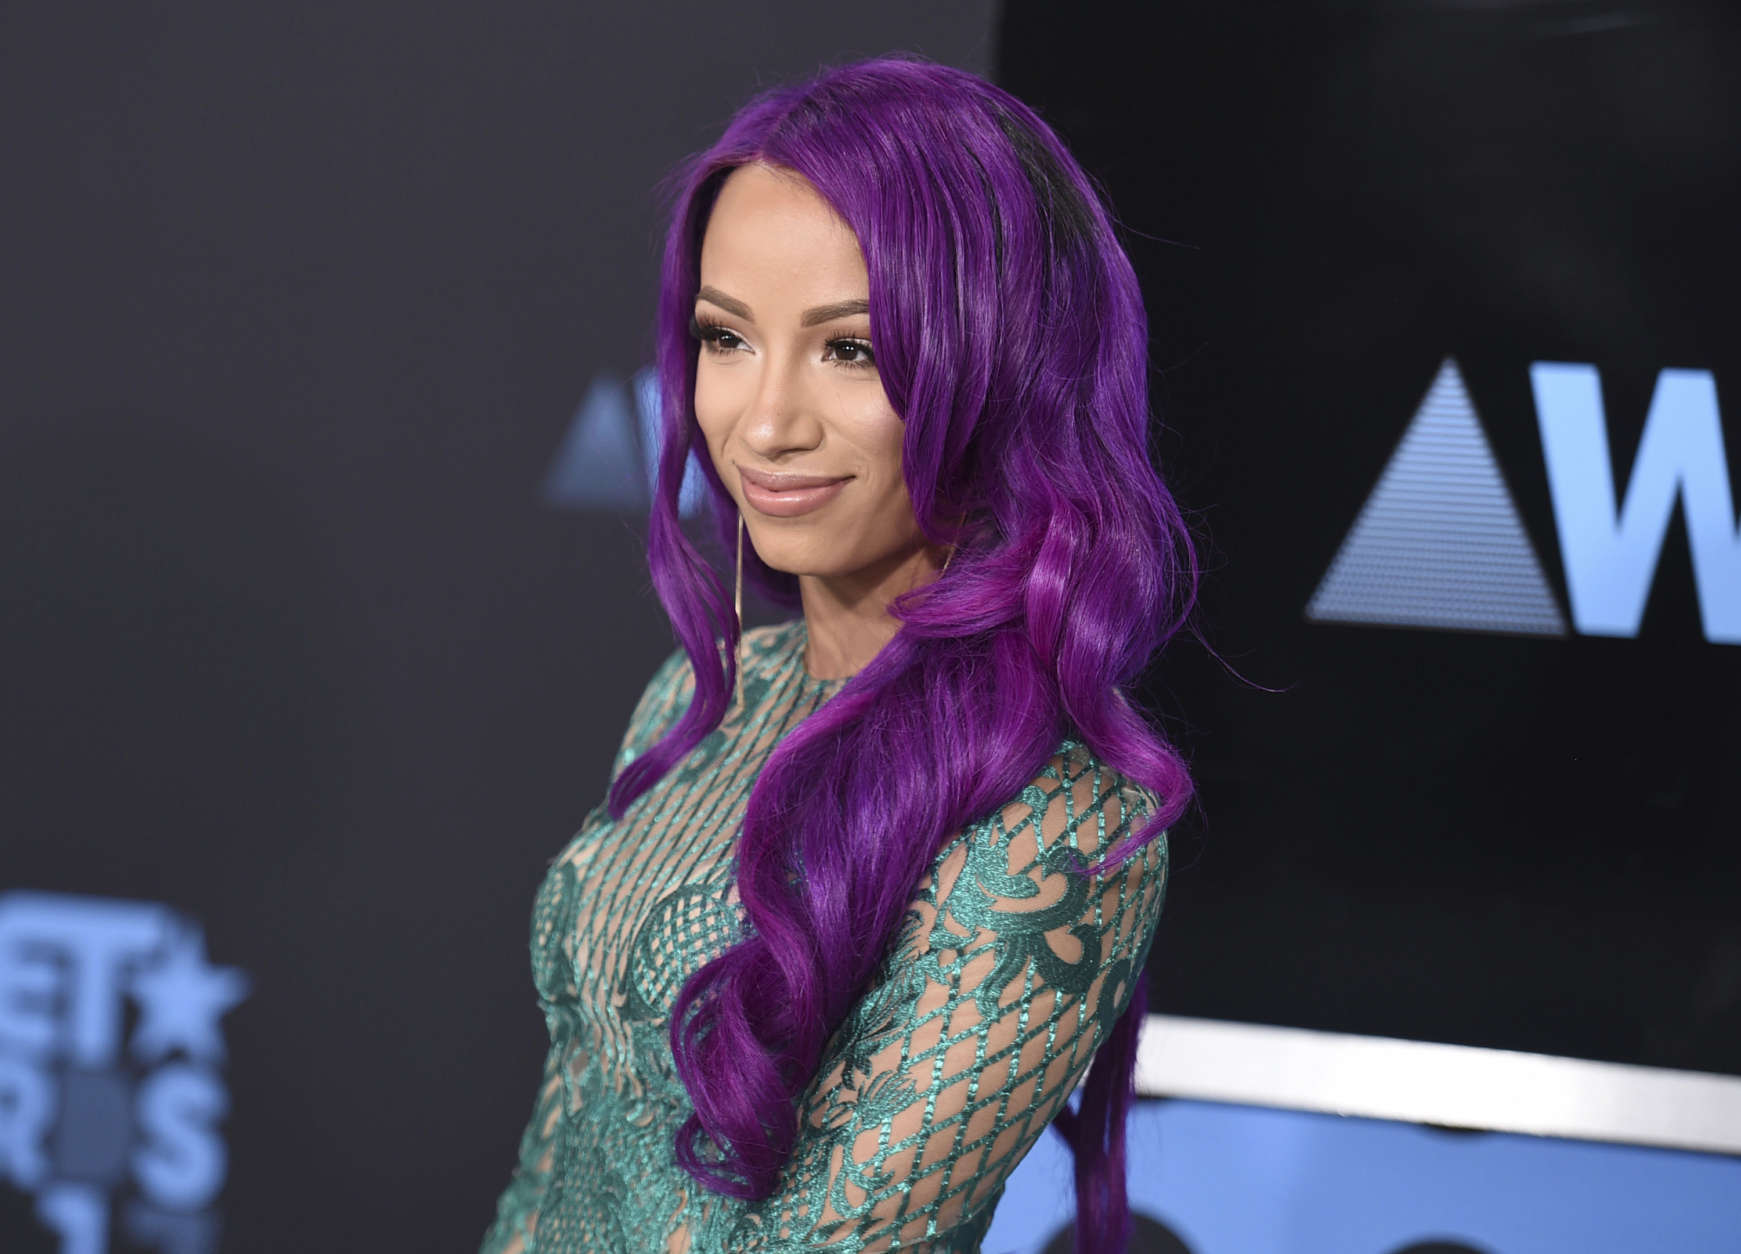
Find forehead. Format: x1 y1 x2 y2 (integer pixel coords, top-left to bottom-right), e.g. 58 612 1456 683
698 164 868 300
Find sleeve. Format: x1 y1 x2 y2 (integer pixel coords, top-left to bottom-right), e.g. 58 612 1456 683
478 645 695 1254
722 744 1170 1252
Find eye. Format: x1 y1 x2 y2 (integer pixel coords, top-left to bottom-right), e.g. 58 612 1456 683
690 313 745 356
825 337 877 370
690 313 875 371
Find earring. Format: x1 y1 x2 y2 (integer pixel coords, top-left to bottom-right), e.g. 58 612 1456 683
734 514 745 714
940 543 956 576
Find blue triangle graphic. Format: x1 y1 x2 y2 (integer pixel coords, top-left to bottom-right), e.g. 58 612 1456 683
1307 358 1568 636
540 374 649 511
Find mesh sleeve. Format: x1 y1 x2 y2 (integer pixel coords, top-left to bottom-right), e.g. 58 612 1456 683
724 745 1169 1251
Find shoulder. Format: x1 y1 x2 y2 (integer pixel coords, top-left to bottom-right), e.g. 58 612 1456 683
612 645 695 773
615 620 801 765
969 739 1167 876
637 644 696 714
633 618 798 707
915 740 1168 955
647 642 694 689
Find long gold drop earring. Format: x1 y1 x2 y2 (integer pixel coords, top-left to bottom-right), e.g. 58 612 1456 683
734 513 745 714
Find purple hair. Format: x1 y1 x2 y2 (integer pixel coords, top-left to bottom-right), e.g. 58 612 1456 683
607 53 1200 1254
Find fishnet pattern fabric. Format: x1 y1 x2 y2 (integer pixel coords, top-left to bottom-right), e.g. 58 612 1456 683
478 618 1168 1254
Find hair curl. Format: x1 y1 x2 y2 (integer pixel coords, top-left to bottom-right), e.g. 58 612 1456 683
607 53 1202 1254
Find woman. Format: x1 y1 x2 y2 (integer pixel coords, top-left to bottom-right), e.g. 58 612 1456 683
480 54 1199 1254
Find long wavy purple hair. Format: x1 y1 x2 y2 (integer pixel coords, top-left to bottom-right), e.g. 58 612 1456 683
607 54 1200 1254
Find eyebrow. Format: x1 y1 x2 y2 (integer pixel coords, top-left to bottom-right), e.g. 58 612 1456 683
696 285 870 327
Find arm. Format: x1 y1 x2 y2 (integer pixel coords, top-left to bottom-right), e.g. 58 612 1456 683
724 744 1169 1251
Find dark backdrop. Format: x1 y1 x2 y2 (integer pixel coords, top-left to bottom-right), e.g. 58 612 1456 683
1 6 993 1251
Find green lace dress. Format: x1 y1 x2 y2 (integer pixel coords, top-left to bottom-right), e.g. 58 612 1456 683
478 618 1168 1254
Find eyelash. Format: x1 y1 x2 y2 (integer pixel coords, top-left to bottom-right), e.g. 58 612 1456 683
688 313 877 371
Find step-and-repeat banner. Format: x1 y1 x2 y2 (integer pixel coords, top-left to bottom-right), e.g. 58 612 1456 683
996 2 1741 1077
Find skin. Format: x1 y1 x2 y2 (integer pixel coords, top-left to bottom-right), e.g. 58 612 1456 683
692 162 947 681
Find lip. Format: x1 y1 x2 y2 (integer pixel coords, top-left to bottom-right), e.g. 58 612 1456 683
736 463 852 518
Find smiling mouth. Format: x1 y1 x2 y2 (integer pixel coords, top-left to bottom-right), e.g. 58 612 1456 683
736 464 852 518
737 465 851 491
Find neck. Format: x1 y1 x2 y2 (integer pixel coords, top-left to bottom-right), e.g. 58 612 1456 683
797 541 945 680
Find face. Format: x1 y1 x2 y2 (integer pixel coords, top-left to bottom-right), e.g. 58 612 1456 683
692 163 929 585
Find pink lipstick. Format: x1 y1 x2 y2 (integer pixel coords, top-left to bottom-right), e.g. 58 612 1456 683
737 464 851 518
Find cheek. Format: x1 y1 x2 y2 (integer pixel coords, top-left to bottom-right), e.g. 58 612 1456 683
847 405 917 524
692 370 734 467
859 408 908 494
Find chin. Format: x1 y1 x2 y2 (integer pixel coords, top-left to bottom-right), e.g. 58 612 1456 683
744 541 807 576
753 545 849 581
757 555 826 579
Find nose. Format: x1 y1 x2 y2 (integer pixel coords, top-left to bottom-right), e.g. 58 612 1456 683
737 350 825 461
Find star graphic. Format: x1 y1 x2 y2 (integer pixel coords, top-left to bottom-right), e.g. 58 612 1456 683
127 924 251 1064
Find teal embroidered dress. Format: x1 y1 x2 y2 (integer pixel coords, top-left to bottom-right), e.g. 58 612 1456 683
479 618 1168 1253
